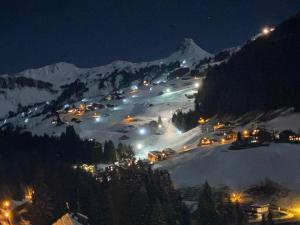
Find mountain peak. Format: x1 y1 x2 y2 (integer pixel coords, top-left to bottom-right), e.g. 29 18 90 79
163 38 212 65
177 38 198 51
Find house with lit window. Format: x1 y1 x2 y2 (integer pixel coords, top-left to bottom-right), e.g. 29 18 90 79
289 134 300 143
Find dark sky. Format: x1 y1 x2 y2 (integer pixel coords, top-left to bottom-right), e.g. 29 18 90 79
0 0 299 74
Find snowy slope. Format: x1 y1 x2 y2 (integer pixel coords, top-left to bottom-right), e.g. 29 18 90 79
157 143 300 190
0 38 211 117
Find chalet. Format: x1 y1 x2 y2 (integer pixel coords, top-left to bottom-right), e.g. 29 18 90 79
198 137 213 146
213 121 235 134
247 204 269 220
289 134 300 143
52 213 89 225
148 151 163 163
162 148 176 158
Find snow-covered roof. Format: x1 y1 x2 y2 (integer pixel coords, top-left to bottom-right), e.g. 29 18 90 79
52 213 84 225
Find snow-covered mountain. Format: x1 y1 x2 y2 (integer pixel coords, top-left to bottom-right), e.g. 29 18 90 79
0 38 211 117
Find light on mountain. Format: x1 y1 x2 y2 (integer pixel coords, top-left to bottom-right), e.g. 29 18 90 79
165 88 171 93
262 27 274 35
136 143 143 150
177 129 182 134
139 128 146 135
131 85 138 90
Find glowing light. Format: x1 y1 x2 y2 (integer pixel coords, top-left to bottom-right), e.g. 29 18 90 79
198 117 206 125
158 124 162 128
262 27 274 35
3 201 10 208
136 143 143 150
5 212 9 218
131 85 139 90
139 128 146 135
92 113 101 122
122 98 128 103
230 193 242 202
24 118 29 123
150 87 153 91
165 88 171 93
64 104 70 109
243 130 249 137
194 82 200 88
220 138 226 144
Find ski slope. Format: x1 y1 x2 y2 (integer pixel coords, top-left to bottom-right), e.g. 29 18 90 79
156 143 300 190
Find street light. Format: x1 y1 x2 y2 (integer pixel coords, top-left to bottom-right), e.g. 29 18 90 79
136 143 143 150
2 200 10 208
139 128 146 135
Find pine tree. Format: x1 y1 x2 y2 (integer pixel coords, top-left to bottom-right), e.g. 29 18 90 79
261 214 267 225
146 200 168 225
237 131 242 141
197 182 219 225
266 212 274 225
158 116 163 125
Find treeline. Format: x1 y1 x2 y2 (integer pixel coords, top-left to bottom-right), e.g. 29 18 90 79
0 126 190 225
198 12 300 116
12 162 191 225
195 182 248 225
0 125 133 164
171 107 200 132
173 12 300 131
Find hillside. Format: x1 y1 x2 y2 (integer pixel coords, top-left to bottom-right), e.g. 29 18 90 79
196 12 300 116
157 143 300 190
0 39 211 117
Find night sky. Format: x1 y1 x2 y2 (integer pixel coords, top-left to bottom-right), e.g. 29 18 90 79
0 0 299 74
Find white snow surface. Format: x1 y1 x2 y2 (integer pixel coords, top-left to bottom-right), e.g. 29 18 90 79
157 143 300 190
0 38 211 116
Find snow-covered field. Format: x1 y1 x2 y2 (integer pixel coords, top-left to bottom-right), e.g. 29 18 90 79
27 77 201 158
156 143 300 190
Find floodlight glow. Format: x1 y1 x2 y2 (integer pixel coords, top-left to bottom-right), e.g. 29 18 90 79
139 128 146 135
136 143 143 150
177 129 182 134
194 82 200 88
165 88 171 93
131 85 138 90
